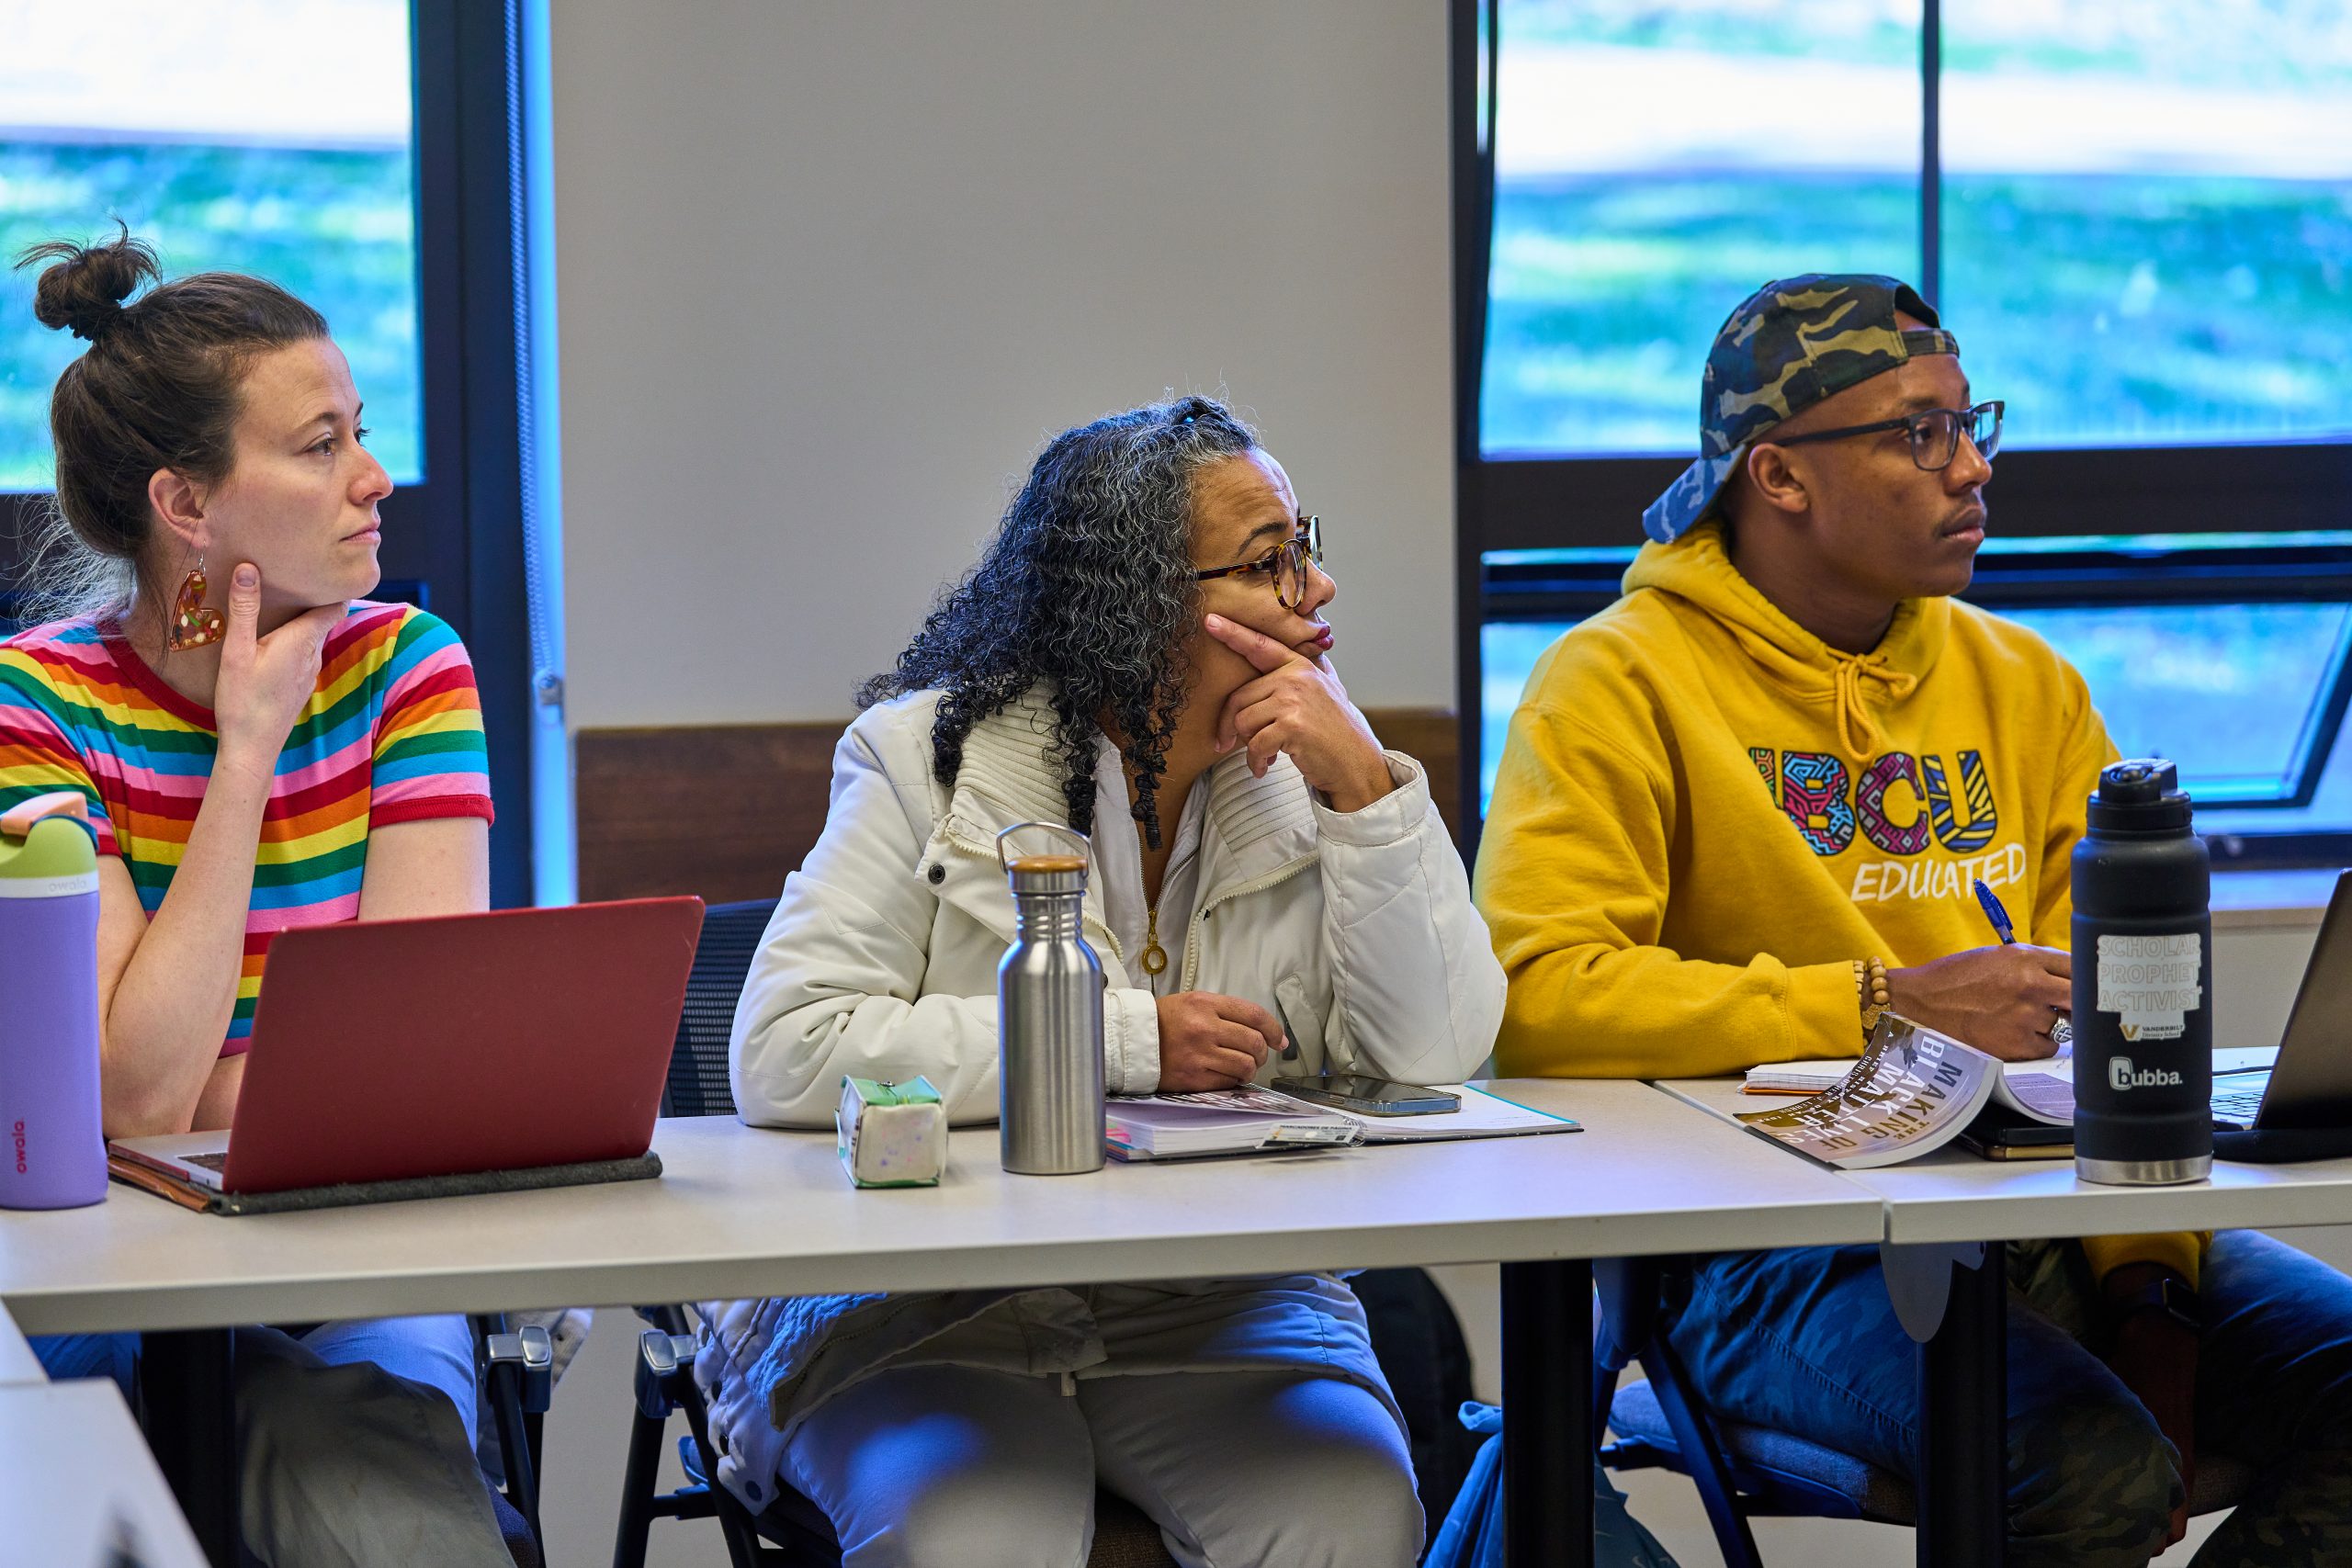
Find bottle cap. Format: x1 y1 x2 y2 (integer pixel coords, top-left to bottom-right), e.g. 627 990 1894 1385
2087 758 2193 833
0 793 100 896
996 822 1091 897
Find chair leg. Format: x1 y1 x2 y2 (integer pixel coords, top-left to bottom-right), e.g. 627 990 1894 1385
612 1404 670 1568
477 1313 550 1551
1640 1335 1765 1568
673 1382 774 1567
489 1364 544 1548
631 1309 775 1568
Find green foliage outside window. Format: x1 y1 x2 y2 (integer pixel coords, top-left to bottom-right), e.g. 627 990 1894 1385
0 141 421 489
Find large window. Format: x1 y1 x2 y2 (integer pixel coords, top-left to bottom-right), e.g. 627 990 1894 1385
1481 537 2352 863
0 0 547 906
0 0 424 486
1481 0 2352 457
1456 0 2352 866
1942 3 2352 449
1483 1 1919 455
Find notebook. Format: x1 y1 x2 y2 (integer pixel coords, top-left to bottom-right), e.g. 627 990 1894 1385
1104 1082 1580 1161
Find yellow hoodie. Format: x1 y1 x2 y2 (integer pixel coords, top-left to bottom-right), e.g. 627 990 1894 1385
1475 521 2199 1283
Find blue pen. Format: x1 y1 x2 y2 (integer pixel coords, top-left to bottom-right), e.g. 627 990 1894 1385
1972 877 2073 1049
1972 877 2018 943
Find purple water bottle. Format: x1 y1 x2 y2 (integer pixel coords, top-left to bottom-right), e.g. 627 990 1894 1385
0 791 107 1209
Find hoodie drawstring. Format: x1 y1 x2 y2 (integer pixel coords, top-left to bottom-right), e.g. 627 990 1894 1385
1833 655 1919 761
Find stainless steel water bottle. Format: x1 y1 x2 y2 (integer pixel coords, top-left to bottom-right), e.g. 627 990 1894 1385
2073 759 2212 1186
0 791 107 1209
996 823 1106 1175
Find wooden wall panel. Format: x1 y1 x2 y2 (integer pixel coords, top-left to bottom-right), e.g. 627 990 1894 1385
575 708 1463 906
575 725 840 905
1368 706 1461 833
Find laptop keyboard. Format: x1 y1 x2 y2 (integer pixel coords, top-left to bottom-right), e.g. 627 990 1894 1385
179 1151 230 1174
2211 1078 2268 1129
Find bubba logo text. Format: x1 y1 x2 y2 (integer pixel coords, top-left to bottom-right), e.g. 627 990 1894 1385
2108 1057 2184 1091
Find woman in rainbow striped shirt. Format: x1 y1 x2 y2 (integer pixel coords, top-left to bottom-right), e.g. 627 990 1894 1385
1 231 511 1565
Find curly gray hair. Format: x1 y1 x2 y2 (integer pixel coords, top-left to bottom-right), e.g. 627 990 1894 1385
858 395 1258 849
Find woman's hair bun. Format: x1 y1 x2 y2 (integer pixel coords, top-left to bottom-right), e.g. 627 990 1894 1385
17 224 162 344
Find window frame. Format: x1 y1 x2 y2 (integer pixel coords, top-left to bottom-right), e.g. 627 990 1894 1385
1450 0 2352 869
0 0 537 905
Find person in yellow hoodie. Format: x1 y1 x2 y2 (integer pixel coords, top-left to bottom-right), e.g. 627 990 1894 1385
1476 274 2352 1565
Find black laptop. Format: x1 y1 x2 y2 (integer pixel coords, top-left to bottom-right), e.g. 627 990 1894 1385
2211 871 2352 1137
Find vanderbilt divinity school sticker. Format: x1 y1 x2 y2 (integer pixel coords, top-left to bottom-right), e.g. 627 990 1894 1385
2096 931 2204 1044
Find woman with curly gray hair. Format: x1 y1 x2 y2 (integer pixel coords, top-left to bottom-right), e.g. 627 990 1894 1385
697 395 1505 1567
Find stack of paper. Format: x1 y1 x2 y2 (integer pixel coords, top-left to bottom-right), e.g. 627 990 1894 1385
1743 1060 1860 1094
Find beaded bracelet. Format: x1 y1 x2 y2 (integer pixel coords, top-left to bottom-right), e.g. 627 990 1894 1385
1852 955 1891 1043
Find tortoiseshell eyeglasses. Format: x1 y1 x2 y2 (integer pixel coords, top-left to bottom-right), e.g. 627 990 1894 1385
1193 515 1323 609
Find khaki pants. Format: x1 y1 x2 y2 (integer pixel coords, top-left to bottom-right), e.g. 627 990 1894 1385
781 1362 1423 1568
234 1315 509 1568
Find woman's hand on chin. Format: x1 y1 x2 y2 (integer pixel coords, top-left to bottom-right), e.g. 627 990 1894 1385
1204 614 1392 812
212 564 346 779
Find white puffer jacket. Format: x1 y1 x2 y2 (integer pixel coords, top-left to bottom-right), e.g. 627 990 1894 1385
695 687 1505 1509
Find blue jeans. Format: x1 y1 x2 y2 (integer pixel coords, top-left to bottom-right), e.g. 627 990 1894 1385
32 1317 480 1449
30 1331 137 1393
1663 1231 2352 1567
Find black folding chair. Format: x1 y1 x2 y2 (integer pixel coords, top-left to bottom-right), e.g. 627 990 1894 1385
1592 1255 2253 1567
475 1312 554 1566
608 897 796 1566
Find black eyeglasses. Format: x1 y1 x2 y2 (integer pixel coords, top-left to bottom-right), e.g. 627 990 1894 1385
1194 515 1323 609
1767 400 2004 472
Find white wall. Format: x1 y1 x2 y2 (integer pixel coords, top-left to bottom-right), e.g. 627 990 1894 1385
549 0 1457 730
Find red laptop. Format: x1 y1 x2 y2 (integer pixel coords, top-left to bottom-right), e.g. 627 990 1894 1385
111 897 704 1195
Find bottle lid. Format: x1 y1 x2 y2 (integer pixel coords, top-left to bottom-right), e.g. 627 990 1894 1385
2087 758 2193 833
0 792 100 894
996 822 1091 897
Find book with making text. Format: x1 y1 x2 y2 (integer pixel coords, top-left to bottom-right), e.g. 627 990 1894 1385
1735 1015 2065 1168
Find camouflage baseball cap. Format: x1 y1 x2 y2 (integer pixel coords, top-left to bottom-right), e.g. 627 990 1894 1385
1642 273 1960 544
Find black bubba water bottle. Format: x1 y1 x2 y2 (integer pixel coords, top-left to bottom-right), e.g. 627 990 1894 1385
2072 759 2212 1186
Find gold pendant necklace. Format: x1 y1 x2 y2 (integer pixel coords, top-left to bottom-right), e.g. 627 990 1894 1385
1140 905 1169 976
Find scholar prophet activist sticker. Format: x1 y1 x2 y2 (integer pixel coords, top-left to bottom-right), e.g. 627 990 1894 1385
2096 931 2204 1043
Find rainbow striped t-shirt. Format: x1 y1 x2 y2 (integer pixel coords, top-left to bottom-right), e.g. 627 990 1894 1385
0 602 493 1055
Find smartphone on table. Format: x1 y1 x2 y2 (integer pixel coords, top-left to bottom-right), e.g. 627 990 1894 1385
1274 1075 1461 1116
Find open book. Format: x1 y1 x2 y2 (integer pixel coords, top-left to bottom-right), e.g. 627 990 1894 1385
1734 1015 2068 1169
1104 1082 1579 1161
1746 1043 2075 1124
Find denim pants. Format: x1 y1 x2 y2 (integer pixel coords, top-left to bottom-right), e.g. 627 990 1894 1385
34 1315 508 1568
1663 1231 2352 1568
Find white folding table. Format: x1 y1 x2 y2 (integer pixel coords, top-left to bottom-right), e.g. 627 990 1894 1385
1 1080 1882 1568
1661 1073 2352 1568
0 1378 211 1568
0 1293 43 1385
